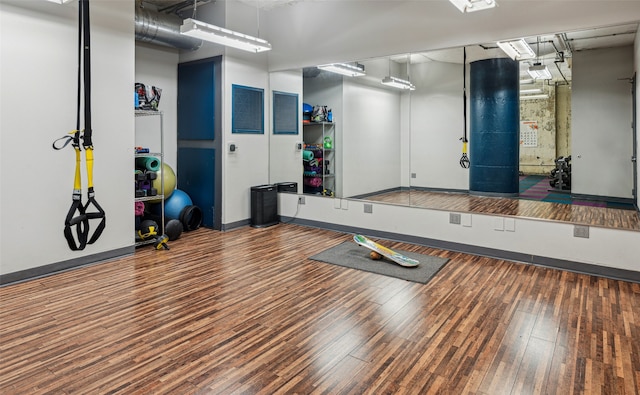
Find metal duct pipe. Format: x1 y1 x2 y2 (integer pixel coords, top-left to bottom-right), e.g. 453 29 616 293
135 7 202 51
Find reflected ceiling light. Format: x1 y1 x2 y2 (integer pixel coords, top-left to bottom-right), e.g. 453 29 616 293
317 63 366 77
381 76 416 91
180 18 272 53
520 94 549 100
45 0 74 3
448 0 497 13
528 63 552 80
520 88 543 94
520 78 534 85
496 39 536 61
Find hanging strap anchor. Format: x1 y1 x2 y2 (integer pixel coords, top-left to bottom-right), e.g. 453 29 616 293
53 0 105 251
460 46 470 169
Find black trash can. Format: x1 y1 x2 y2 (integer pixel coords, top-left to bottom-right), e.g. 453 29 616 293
250 184 278 228
275 182 298 193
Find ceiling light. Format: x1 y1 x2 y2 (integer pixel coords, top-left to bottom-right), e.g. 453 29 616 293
520 94 549 100
381 76 416 91
520 88 542 94
317 63 366 77
448 0 497 13
45 0 74 3
496 39 536 61
180 18 272 53
528 63 552 80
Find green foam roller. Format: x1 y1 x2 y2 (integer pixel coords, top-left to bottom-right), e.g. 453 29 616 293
136 156 161 172
303 150 314 161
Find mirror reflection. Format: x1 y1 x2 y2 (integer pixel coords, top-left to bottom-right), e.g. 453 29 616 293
291 22 639 230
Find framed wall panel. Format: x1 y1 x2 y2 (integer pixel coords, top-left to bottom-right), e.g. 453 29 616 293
232 84 264 134
273 91 298 135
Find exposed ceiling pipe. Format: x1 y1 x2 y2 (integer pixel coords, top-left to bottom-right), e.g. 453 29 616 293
135 6 202 51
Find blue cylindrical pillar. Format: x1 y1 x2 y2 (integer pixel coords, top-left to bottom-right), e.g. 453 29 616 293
469 58 520 197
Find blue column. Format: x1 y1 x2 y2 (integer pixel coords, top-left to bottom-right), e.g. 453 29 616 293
469 58 520 197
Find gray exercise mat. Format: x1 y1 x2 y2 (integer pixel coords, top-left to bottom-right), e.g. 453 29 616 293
310 241 449 284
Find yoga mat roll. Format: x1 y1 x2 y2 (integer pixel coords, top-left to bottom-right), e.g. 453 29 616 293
303 150 314 161
136 156 161 172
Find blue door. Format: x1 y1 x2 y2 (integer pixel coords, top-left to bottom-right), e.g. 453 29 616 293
177 56 222 229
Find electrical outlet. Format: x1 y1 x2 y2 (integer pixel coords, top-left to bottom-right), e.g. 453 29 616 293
449 213 461 224
574 225 589 238
298 196 305 205
364 203 373 214
505 218 516 232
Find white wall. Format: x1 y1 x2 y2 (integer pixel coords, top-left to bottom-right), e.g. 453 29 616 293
0 1 134 275
223 56 270 225
410 60 468 190
572 46 634 198
342 80 402 197
278 193 640 274
135 43 179 169
269 69 304 190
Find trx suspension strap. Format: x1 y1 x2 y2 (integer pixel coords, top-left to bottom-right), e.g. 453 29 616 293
460 47 470 169
53 0 105 250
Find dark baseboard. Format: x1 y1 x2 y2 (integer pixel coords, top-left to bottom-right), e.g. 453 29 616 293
222 218 250 231
348 187 404 200
280 217 640 284
348 186 468 200
411 186 468 194
570 193 635 205
0 246 134 287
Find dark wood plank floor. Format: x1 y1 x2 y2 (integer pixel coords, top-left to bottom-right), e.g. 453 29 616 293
363 190 640 231
1 224 639 394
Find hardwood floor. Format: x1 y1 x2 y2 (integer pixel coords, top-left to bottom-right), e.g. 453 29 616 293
1 224 639 394
363 190 640 231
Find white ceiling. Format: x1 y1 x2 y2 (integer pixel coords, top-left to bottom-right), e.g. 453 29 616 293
140 0 638 83
387 22 638 84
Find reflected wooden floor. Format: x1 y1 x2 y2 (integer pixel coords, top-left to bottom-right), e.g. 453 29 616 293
364 189 640 231
1 225 639 394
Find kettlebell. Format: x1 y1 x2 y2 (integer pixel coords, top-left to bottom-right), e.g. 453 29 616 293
323 136 332 149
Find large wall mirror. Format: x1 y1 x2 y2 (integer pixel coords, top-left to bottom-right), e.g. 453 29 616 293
271 22 639 230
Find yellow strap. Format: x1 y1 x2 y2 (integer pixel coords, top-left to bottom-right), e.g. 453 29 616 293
462 141 468 154
85 148 94 189
73 147 82 190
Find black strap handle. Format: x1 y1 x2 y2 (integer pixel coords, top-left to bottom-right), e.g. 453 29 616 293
64 197 89 251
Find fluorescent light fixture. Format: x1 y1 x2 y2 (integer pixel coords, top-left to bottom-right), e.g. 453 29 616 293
46 0 74 3
520 88 543 94
448 0 497 13
519 78 535 85
381 76 416 91
496 39 536 61
528 63 552 80
317 63 366 77
520 94 549 100
180 18 272 53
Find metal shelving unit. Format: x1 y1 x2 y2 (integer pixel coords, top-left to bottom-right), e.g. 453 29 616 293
134 110 164 247
303 121 335 196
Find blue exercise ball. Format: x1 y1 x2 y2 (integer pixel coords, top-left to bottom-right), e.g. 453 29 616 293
163 189 193 220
